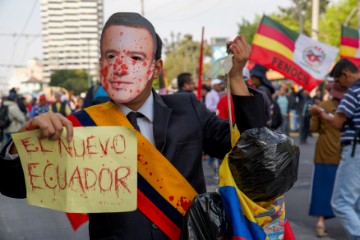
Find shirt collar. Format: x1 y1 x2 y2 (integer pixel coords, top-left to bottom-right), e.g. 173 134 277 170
116 91 154 123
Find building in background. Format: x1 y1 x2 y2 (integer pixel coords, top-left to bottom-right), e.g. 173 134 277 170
40 0 103 85
5 59 44 95
211 37 229 62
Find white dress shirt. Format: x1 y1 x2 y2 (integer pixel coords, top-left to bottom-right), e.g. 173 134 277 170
115 92 155 146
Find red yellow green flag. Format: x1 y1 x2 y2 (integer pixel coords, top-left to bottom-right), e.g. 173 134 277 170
340 25 360 67
250 15 338 91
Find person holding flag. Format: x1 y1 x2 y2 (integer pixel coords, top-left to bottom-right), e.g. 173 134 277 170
1 12 295 240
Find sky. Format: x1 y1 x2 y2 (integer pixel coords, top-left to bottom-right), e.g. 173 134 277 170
0 0 293 80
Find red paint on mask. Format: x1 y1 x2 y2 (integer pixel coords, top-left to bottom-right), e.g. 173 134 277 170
121 64 129 71
102 79 109 91
101 66 109 77
115 59 122 65
147 69 153 75
132 59 136 65
142 62 147 67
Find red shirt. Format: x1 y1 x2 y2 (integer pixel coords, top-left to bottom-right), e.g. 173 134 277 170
216 95 235 122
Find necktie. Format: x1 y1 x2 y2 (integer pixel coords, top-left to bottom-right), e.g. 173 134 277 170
126 112 143 132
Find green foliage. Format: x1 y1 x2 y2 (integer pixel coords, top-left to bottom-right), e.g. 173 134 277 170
50 69 89 95
237 16 261 44
271 0 329 36
319 0 357 47
162 33 212 87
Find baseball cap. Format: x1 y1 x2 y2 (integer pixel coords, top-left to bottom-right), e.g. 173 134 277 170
39 95 46 101
211 78 223 87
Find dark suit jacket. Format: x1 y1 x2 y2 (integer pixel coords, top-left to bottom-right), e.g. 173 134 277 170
0 88 266 240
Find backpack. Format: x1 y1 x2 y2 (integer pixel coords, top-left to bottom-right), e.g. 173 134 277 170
0 105 11 130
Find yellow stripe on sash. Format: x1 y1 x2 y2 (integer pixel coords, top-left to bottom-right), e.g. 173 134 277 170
85 102 197 215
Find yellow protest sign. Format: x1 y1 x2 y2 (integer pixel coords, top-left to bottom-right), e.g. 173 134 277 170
11 126 137 213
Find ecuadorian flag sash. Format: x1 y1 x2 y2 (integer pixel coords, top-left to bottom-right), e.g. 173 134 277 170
218 128 296 240
66 102 198 239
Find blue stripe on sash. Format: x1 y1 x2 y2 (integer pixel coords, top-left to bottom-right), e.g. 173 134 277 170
72 110 96 126
138 174 183 228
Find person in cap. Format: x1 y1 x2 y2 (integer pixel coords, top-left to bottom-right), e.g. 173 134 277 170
1 13 270 240
250 64 273 124
29 94 49 119
308 81 346 237
309 58 360 239
250 64 274 100
205 78 223 112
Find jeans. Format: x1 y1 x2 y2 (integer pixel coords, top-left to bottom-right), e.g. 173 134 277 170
331 144 360 239
279 115 289 135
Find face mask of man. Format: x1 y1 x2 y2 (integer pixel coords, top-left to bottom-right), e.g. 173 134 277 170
100 25 156 103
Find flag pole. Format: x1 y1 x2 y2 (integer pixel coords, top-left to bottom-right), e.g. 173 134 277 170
197 27 205 101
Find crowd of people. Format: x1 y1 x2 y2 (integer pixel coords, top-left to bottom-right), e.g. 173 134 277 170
0 89 86 147
0 11 359 240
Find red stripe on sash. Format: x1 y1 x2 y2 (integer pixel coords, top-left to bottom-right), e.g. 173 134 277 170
138 190 181 239
67 114 83 127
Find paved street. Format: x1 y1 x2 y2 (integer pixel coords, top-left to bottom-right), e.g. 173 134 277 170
0 134 348 239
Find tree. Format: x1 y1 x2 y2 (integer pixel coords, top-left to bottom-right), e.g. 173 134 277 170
271 0 329 36
50 69 89 95
319 0 357 47
237 16 261 44
162 33 212 88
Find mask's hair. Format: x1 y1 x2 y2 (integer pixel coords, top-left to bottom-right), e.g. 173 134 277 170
100 12 162 60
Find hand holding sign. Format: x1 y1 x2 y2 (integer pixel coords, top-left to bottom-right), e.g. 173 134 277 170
11 126 137 213
10 111 74 155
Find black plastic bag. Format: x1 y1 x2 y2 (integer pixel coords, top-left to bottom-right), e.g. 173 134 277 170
180 192 230 240
228 127 299 202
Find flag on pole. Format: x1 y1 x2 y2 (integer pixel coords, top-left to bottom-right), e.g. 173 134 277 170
340 25 360 67
250 15 338 91
197 27 205 101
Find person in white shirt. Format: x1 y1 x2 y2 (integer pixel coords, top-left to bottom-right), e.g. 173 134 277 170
205 78 223 112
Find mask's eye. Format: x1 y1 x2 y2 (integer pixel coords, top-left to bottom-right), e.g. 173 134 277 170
107 54 115 59
132 56 143 61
